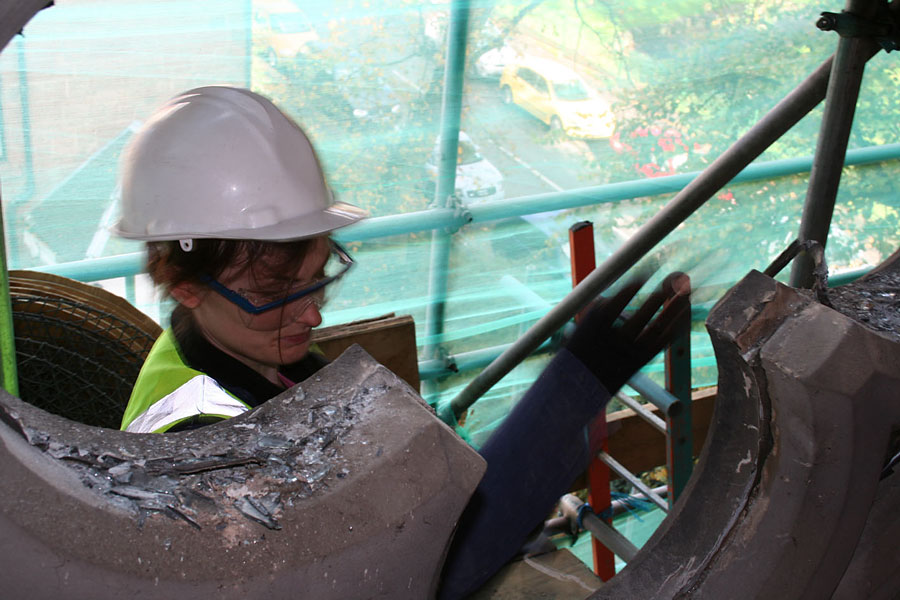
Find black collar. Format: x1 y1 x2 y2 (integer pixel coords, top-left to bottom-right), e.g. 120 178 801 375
170 305 328 408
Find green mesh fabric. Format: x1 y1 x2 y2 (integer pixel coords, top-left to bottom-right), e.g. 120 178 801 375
2 0 899 441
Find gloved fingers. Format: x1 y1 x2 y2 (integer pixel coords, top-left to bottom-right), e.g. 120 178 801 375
618 272 687 340
589 274 650 330
617 284 670 340
633 274 691 353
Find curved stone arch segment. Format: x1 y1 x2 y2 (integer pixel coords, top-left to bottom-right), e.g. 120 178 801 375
591 269 900 599
0 345 486 598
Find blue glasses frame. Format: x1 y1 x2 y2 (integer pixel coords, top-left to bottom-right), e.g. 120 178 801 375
200 241 354 315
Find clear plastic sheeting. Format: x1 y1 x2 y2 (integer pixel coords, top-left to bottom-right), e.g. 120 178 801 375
1 0 899 441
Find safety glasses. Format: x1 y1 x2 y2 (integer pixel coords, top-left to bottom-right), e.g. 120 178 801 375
201 241 353 330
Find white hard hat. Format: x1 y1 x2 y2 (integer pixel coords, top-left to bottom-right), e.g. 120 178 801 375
113 86 366 242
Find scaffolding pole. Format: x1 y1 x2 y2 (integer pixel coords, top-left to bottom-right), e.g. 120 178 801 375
31 142 900 285
422 0 470 376
791 0 884 287
0 188 18 397
448 43 883 419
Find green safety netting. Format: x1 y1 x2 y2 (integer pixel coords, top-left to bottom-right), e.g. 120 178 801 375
1 0 899 446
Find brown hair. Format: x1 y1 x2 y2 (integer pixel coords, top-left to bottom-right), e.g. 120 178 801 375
146 238 319 296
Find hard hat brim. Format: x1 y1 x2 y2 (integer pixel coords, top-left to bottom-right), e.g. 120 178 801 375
113 201 368 242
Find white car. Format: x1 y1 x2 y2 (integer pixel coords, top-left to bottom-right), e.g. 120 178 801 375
424 132 504 204
474 44 520 79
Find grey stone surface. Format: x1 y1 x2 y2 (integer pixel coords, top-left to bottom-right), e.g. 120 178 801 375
590 268 900 599
831 467 900 600
0 345 486 599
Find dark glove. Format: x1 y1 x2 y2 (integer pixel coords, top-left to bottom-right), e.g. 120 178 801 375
565 272 691 394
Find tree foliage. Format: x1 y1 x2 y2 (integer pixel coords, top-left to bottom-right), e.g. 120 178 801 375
252 0 900 275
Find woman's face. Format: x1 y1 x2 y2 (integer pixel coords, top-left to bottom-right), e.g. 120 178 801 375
187 236 331 377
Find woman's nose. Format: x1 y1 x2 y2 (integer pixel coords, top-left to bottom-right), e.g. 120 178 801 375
291 299 323 328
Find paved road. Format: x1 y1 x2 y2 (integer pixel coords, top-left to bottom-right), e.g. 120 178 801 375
462 77 616 200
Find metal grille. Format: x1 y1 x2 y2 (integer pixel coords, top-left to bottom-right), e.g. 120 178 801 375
9 272 161 430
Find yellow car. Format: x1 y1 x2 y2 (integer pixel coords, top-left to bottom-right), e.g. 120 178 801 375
499 58 615 139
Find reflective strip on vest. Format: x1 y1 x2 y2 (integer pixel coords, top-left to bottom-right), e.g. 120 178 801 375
125 375 250 433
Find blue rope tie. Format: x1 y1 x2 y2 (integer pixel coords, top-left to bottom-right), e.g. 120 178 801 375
576 502 595 530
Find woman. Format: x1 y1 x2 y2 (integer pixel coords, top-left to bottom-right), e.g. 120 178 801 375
116 86 366 433
115 86 689 598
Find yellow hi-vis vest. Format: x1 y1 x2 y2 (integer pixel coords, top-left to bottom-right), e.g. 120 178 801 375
120 329 251 433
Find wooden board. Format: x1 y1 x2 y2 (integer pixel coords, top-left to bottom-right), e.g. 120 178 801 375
605 387 717 477
569 388 717 491
311 314 420 392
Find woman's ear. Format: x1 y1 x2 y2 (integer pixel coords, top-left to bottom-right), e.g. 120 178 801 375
170 282 204 309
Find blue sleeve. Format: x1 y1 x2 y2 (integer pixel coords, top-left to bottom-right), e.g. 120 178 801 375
438 348 610 599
